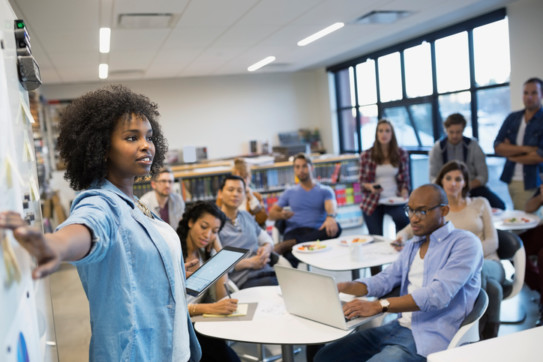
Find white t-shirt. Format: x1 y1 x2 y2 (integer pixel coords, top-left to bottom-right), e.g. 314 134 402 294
375 164 399 199
399 250 425 329
149 217 191 362
513 116 528 181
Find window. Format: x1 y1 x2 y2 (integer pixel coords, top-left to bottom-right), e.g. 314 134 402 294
330 9 509 156
404 42 432 98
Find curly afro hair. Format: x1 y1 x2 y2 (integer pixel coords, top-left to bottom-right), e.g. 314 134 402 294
57 85 168 191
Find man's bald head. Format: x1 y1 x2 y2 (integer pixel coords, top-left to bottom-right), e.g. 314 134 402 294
407 184 449 237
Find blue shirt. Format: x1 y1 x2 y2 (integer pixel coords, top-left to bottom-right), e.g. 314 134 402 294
277 183 334 234
219 210 274 286
493 108 543 189
58 180 201 361
359 222 483 357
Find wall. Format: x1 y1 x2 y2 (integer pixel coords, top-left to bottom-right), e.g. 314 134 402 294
507 0 543 109
41 69 333 160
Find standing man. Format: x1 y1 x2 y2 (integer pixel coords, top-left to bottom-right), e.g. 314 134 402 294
218 175 278 289
494 77 543 210
314 184 483 361
140 167 185 230
269 153 342 266
429 113 505 209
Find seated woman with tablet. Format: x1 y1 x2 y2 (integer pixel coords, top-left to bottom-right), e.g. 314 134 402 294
177 202 242 362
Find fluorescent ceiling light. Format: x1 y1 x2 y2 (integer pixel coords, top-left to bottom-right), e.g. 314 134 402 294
297 22 344 47
99 27 111 53
99 63 109 79
248 56 276 72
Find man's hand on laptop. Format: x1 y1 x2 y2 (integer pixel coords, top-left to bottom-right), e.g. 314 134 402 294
343 299 381 319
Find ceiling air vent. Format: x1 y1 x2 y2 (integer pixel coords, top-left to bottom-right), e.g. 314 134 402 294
355 10 411 25
118 13 174 29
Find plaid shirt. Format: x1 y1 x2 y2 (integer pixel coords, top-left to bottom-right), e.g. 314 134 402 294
359 147 410 215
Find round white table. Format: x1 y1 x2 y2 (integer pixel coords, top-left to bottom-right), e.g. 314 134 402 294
291 235 400 279
194 286 353 362
492 210 540 231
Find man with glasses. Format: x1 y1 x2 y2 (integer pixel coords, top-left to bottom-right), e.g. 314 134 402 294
315 184 483 362
140 167 185 230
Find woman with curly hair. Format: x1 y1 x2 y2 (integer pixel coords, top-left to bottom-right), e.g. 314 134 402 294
177 201 241 362
0 85 201 361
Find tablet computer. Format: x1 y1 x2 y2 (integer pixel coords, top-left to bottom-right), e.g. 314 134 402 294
185 246 249 296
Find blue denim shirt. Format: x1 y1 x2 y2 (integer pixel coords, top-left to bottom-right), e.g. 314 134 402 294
359 222 483 357
493 108 543 189
58 180 201 361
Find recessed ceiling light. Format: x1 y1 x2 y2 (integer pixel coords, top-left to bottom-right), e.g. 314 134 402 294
99 28 110 53
99 63 108 79
297 22 344 47
355 10 411 24
248 56 276 72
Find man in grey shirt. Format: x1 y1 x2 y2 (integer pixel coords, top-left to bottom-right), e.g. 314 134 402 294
218 175 278 289
429 113 505 209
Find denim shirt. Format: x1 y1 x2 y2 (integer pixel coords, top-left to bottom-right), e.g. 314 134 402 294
493 108 543 189
58 180 201 361
359 222 483 357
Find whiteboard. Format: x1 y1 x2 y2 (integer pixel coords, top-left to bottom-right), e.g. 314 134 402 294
0 0 53 360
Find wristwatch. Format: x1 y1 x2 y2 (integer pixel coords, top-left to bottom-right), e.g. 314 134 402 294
379 299 390 313
326 213 337 218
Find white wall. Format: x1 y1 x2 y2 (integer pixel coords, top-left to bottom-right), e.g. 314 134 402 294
41 69 333 160
507 0 543 109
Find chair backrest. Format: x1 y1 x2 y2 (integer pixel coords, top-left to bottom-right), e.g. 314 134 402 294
447 288 488 349
497 230 526 300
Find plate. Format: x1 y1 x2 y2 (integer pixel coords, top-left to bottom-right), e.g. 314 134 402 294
492 208 504 216
338 236 374 247
294 242 330 253
501 215 538 226
378 196 408 205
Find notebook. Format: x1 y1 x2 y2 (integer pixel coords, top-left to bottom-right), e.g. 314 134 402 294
274 265 377 330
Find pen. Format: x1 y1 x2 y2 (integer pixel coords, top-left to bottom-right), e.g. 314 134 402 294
224 282 232 299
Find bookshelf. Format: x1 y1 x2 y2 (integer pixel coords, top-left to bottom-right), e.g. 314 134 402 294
134 154 364 228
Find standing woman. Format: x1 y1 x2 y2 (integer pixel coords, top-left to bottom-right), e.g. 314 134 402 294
359 119 410 237
177 201 241 362
0 85 201 361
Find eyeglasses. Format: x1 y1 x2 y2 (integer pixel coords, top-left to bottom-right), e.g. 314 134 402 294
404 204 446 219
155 180 174 184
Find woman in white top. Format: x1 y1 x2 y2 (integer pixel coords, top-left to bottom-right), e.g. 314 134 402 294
397 160 505 339
359 119 410 237
177 201 241 362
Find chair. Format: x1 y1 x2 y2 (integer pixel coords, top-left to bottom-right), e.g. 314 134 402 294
497 229 526 301
447 288 489 349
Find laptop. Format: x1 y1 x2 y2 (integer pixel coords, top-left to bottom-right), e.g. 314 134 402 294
274 265 377 330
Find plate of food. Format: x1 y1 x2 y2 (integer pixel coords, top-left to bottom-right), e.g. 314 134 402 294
295 241 329 253
502 215 538 226
378 196 408 205
338 236 374 246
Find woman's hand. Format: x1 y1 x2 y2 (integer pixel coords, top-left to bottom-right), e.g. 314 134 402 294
184 259 199 277
210 298 239 315
0 211 60 279
364 183 382 194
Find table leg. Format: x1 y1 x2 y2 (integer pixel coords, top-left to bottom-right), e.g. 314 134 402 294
351 269 360 279
281 345 294 362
